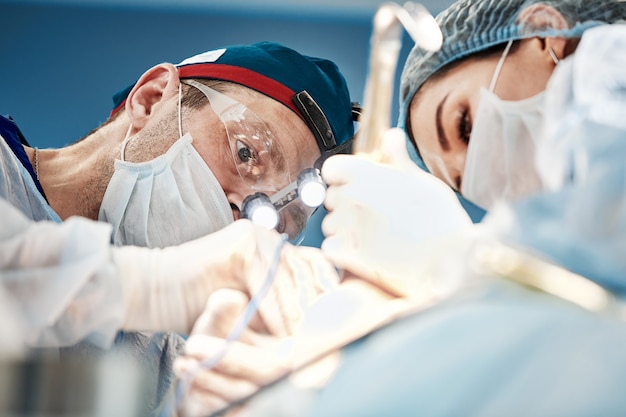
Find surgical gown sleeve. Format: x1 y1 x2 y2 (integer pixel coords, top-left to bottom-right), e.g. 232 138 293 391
0 197 124 349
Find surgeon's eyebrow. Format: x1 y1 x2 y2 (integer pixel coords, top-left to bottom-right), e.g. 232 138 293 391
436 94 451 152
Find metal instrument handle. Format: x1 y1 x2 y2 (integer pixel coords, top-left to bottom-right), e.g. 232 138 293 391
354 2 441 161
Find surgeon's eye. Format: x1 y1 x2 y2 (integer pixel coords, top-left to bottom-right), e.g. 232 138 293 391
237 141 253 163
458 108 472 144
236 139 267 179
236 140 259 164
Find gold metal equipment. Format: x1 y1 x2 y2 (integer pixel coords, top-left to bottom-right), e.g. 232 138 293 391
354 2 442 160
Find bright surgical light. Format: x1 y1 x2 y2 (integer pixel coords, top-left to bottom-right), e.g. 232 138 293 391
242 193 279 230
297 168 327 208
242 168 327 238
251 205 279 230
300 182 326 208
401 2 443 51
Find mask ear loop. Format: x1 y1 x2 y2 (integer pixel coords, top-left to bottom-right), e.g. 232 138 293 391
489 39 514 93
177 81 183 138
548 48 560 65
119 124 133 161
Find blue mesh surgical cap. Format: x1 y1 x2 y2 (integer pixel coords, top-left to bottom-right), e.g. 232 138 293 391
112 41 355 153
399 0 626 171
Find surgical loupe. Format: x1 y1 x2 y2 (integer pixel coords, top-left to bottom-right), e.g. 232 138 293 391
242 103 359 243
241 166 328 242
241 192 278 230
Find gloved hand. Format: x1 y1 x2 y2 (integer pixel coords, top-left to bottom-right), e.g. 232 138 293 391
321 128 472 298
173 288 291 417
112 220 340 337
172 270 417 417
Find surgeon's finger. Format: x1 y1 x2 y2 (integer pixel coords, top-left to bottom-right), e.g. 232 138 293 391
321 205 354 240
174 356 260 402
191 289 248 337
184 334 290 385
181 391 247 417
191 288 270 343
174 357 232 417
323 182 347 212
324 182 375 215
179 388 230 417
321 153 377 186
321 235 361 275
320 209 336 237
293 245 340 292
256 242 340 337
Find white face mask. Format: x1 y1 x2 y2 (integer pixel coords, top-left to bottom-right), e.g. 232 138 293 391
99 86 234 248
462 88 547 210
461 40 557 210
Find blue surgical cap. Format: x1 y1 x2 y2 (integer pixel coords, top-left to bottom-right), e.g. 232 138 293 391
112 41 354 151
399 0 626 171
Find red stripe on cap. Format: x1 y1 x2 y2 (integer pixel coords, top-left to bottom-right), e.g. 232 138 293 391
110 102 124 117
179 64 303 118
110 63 304 119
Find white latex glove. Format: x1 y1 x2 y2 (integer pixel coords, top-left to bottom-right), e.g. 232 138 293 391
112 220 339 337
321 128 472 298
172 272 417 417
172 283 385 417
172 242 427 417
174 289 290 417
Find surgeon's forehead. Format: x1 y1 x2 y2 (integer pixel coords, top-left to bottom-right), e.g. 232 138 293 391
265 105 320 170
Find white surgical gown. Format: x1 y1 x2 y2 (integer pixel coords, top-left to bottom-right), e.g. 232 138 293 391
0 133 185 414
0 137 124 349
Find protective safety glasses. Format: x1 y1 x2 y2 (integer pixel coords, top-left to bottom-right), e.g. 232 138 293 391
183 79 291 192
182 79 359 245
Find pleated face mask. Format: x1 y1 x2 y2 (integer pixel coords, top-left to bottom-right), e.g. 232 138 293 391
462 88 547 210
99 86 234 248
461 40 557 210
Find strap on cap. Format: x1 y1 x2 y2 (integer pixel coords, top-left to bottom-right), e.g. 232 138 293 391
293 90 337 151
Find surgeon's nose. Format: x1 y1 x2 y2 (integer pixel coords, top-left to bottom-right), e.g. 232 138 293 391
230 203 242 220
227 190 245 221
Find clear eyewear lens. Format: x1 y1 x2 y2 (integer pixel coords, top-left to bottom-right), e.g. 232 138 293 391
182 80 291 192
275 198 314 244
222 106 291 191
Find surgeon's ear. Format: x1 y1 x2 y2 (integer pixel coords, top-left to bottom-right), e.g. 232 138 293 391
125 63 180 129
518 4 569 64
518 4 568 32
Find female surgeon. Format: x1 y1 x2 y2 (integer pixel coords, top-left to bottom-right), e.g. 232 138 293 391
399 0 626 211
170 1 626 416
320 0 626 295
308 0 626 416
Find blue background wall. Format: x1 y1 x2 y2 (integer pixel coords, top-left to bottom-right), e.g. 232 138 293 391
0 1 457 246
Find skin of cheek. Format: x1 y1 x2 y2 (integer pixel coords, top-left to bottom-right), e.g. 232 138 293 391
421 147 457 188
492 39 557 100
183 106 252 209
122 98 184 164
408 95 460 188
